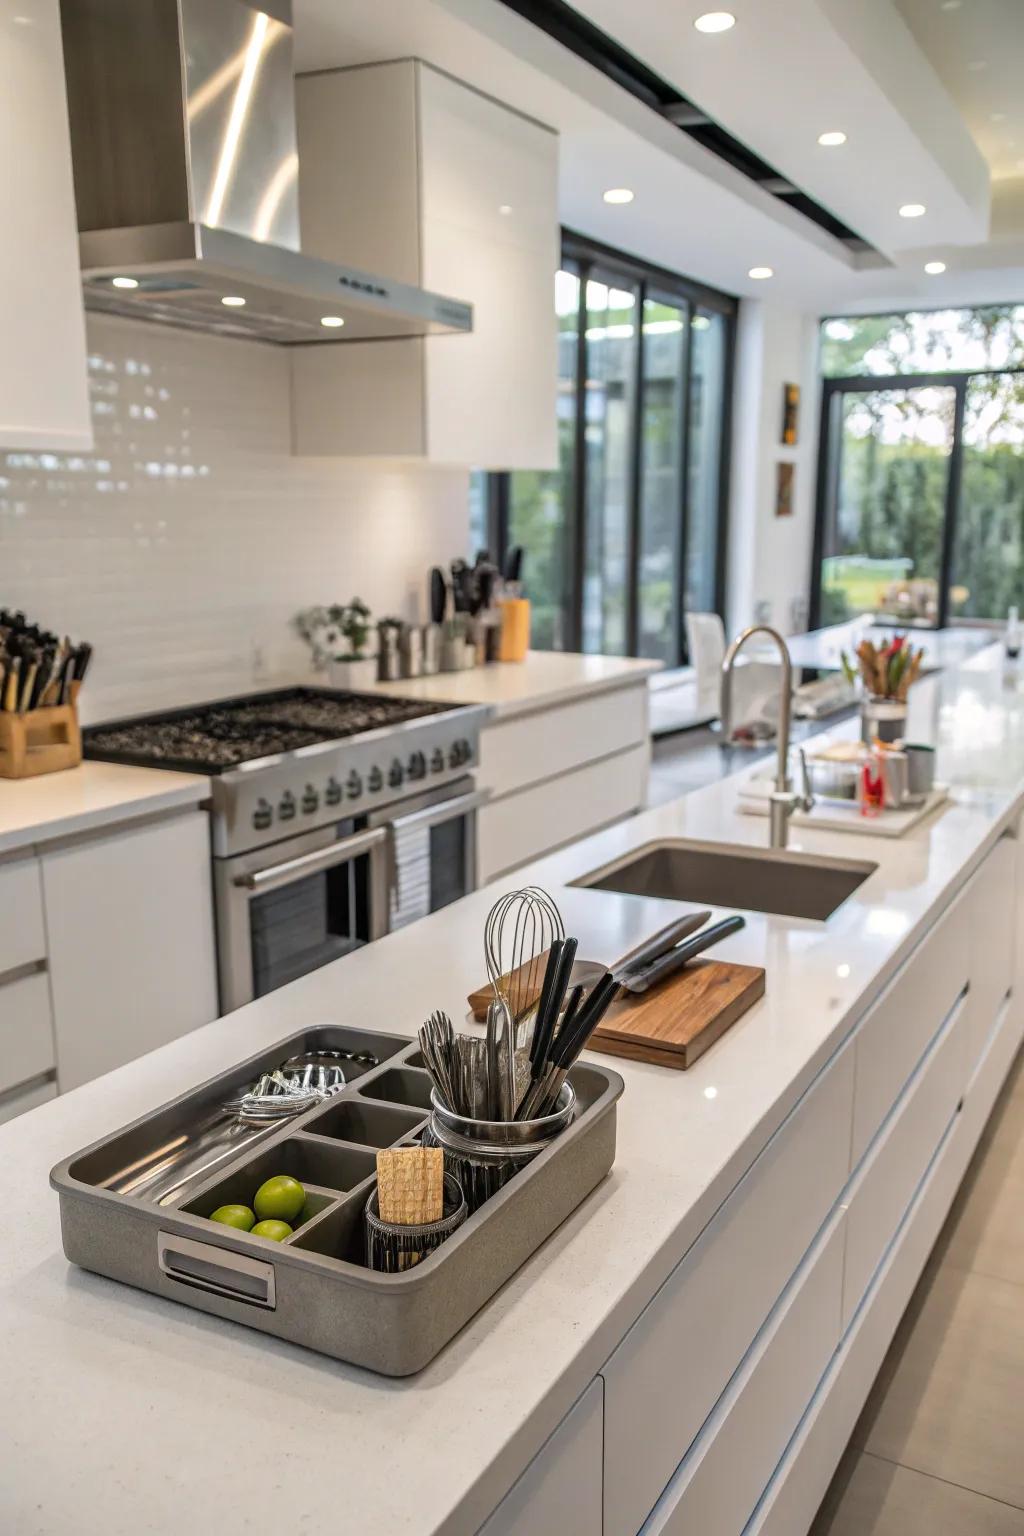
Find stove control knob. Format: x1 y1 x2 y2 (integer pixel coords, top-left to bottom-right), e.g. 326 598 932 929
407 750 426 781
325 776 342 807
346 770 363 800
301 784 319 815
448 740 469 769
252 797 273 831
388 757 404 789
367 765 384 794
278 790 296 822
456 737 472 765
430 747 445 775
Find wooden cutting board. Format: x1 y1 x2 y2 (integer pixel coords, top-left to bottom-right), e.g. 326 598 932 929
589 958 765 1070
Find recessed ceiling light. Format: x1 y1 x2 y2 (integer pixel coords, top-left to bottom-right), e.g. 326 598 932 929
320 315 345 328
111 276 139 290
924 260 947 274
748 266 773 280
694 11 735 32
968 59 988 71
221 295 246 307
603 187 634 204
898 203 926 218
817 130 847 147
991 112 1007 123
498 204 512 215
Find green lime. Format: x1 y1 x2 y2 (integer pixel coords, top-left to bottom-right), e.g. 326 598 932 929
254 1174 305 1223
209 1204 255 1231
251 1219 292 1242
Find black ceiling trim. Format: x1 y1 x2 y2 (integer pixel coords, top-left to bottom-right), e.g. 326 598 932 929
497 0 873 255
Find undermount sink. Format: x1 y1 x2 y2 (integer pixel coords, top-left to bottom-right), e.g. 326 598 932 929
573 838 877 922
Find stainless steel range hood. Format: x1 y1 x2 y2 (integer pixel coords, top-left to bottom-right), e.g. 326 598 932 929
59 0 473 344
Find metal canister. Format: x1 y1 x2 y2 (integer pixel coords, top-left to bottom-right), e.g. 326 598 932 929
422 1085 575 1214
401 626 424 678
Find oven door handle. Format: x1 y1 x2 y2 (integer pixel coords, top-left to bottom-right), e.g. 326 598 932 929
387 787 490 835
234 826 389 897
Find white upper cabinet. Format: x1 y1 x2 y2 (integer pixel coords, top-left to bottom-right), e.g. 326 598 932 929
0 0 91 450
293 61 558 469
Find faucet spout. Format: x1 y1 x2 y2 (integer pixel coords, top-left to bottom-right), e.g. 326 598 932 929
721 625 811 847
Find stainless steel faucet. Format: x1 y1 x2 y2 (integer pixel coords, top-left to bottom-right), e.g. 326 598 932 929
721 624 814 848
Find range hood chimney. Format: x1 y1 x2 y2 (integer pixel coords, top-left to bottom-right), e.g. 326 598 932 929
59 0 472 344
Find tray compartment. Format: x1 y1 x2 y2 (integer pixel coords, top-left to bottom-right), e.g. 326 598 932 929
182 1137 376 1229
302 1097 426 1147
65 1024 412 1197
356 1066 434 1111
288 1189 369 1263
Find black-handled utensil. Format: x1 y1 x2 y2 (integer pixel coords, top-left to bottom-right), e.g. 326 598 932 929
618 915 746 995
530 936 577 1071
613 911 712 983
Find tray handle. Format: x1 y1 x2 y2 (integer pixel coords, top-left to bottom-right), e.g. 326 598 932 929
158 1232 277 1309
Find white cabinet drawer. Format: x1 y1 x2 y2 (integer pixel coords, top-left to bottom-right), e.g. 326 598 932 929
641 1211 845 1536
842 985 970 1328
0 1071 57 1126
0 855 46 976
601 1040 854 1536
478 684 649 800
963 834 1016 1074
478 1379 603 1536
851 885 968 1165
0 969 54 1094
479 744 648 882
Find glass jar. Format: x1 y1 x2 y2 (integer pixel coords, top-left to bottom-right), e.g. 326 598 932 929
423 1085 575 1214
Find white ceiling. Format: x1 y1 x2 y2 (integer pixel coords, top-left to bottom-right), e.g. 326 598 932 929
293 0 1024 317
895 0 1024 183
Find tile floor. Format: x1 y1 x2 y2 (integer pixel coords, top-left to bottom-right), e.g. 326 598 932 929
811 1049 1024 1534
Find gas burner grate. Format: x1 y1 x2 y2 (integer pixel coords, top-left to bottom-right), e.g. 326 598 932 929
83 688 455 774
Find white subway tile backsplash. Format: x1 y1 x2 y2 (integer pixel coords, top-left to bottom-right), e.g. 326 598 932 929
0 315 470 723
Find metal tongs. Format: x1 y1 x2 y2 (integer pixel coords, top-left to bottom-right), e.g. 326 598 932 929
611 911 746 994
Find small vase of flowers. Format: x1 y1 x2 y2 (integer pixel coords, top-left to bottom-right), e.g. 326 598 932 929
293 600 377 691
842 634 924 744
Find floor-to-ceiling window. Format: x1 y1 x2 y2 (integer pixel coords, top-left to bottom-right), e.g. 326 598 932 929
813 306 1024 629
473 233 736 664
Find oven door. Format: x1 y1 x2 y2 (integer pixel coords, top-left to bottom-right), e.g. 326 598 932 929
214 820 389 1012
378 778 489 932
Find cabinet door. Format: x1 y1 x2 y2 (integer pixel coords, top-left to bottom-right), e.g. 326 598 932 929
0 0 91 449
478 1379 603 1536
419 65 559 470
42 812 218 1090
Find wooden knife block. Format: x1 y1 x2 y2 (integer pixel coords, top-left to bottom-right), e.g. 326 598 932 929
0 705 82 779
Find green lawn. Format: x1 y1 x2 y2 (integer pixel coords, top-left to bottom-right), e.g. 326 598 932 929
822 557 913 617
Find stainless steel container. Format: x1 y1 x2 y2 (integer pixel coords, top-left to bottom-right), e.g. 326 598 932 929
401 626 424 679
377 624 403 681
423 1084 576 1213
422 623 442 675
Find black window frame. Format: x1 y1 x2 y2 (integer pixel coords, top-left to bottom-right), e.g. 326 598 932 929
475 229 737 664
811 362 1024 631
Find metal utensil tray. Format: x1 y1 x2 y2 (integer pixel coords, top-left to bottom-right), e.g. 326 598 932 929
50 1024 623 1376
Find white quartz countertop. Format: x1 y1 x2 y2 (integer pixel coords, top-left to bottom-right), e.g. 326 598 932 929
358 648 660 718
4 646 1024 1535
0 760 210 857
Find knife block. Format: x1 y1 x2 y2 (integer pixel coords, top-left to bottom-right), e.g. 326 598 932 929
0 704 82 778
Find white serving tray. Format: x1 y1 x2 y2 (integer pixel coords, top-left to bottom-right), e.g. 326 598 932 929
738 779 949 837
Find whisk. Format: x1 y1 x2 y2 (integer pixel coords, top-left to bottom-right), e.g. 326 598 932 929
483 886 565 1117
484 886 565 1028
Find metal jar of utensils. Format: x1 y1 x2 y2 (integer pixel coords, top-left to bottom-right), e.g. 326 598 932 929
364 1172 467 1272
424 1086 575 1214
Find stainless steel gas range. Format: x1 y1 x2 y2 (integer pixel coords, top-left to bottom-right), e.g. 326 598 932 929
84 689 491 1011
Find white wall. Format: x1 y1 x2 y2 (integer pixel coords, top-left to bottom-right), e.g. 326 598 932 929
0 315 470 723
726 298 821 638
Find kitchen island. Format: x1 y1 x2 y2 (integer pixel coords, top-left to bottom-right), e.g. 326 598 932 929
3 646 1024 1535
